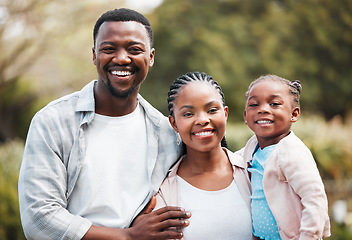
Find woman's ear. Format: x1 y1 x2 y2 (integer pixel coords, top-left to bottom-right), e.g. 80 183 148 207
168 115 178 132
291 107 300 122
224 106 229 119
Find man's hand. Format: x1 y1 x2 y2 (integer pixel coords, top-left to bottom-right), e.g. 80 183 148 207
141 196 157 214
129 198 191 239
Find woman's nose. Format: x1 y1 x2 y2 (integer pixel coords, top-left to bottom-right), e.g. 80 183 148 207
195 112 210 125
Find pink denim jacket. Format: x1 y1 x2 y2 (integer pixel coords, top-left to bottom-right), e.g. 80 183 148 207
154 148 255 239
242 131 331 240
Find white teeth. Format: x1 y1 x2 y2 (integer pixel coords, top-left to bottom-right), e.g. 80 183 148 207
194 131 212 136
257 120 273 124
111 70 132 76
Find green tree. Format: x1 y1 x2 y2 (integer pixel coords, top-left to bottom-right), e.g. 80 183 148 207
144 0 352 121
0 140 25 239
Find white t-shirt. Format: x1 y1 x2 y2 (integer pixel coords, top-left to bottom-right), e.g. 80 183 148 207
67 103 149 228
177 176 252 240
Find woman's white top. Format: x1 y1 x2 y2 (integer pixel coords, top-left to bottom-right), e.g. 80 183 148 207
177 176 252 240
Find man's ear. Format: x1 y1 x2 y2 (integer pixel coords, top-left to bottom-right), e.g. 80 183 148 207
92 47 97 65
149 48 155 67
291 107 300 122
168 115 178 132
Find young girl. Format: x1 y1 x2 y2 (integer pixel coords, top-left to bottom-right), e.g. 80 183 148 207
154 72 253 239
243 74 331 240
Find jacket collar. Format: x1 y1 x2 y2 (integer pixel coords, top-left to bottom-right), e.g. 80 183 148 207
167 147 246 185
74 80 162 127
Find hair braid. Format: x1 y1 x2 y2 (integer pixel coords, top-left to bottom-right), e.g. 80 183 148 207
168 72 225 116
167 71 228 148
245 74 302 107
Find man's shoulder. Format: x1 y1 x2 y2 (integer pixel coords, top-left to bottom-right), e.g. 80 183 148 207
34 81 94 122
138 94 169 125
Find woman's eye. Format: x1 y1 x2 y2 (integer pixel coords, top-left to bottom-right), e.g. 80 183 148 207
183 112 193 117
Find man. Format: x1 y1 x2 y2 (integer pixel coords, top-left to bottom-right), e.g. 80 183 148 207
18 8 189 240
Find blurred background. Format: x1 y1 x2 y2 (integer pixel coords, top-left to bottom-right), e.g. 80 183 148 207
0 0 351 239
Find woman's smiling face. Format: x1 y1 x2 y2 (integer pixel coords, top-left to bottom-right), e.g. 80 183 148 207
169 81 228 154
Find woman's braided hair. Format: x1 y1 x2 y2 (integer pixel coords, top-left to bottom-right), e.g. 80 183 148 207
167 71 228 148
167 72 226 116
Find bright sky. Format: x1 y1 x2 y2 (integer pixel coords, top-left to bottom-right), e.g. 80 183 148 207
125 0 163 13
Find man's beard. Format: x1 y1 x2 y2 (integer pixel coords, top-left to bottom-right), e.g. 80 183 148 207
106 75 137 99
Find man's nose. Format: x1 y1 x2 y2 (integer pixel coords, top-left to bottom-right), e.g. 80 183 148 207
112 49 131 65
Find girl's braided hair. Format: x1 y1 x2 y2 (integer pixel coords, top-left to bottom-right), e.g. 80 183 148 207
245 74 302 107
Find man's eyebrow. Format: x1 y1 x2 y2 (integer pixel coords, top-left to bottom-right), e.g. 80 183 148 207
99 41 146 47
99 41 115 46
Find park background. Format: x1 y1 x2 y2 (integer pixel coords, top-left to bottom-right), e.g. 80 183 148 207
0 0 351 239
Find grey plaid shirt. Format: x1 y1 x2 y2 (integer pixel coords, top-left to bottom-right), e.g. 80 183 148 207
18 80 180 240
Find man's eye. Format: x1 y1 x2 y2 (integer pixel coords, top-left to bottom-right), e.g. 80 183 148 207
101 48 115 53
129 47 144 54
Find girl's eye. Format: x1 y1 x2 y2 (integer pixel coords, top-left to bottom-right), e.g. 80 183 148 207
248 103 258 107
270 102 281 107
208 108 218 114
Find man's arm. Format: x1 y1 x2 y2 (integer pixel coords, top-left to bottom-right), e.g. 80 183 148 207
83 206 190 240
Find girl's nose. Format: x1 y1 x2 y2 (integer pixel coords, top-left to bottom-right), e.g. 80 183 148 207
258 104 270 114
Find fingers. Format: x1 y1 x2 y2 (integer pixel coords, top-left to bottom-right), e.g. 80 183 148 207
143 196 156 214
153 206 191 230
156 228 184 239
153 206 191 218
128 206 191 240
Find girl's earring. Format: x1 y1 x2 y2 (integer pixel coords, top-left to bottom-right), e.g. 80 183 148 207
176 132 181 146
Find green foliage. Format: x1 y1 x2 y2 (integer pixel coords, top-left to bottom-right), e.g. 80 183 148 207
292 114 352 180
330 222 352 240
142 0 352 121
0 140 25 240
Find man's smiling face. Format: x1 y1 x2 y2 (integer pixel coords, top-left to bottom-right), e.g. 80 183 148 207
93 21 155 98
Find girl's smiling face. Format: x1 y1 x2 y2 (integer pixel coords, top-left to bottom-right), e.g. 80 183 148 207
169 81 228 154
244 80 300 148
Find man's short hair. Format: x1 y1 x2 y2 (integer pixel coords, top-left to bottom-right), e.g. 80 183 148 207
93 8 154 48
